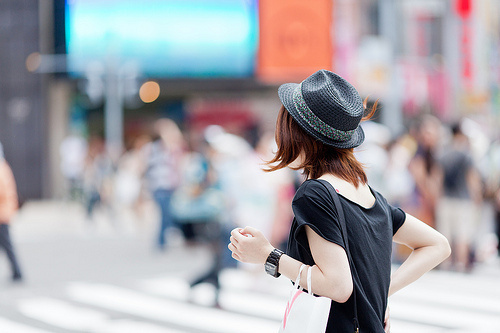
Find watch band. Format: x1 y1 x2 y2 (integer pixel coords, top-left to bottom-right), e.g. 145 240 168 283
265 248 284 278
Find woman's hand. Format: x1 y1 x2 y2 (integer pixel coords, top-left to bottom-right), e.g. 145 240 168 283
228 226 274 264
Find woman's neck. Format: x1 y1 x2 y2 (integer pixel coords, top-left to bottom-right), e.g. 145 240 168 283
317 173 375 208
316 173 357 189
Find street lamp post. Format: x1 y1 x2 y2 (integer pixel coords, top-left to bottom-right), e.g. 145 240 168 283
104 58 124 161
31 53 140 162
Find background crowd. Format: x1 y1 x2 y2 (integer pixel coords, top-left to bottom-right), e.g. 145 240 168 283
52 113 500 280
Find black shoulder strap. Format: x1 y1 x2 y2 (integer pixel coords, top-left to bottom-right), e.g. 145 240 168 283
316 179 359 333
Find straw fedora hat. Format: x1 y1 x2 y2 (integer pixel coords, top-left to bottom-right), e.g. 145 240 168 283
278 69 365 149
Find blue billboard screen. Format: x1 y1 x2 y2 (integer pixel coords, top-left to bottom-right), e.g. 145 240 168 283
65 0 258 78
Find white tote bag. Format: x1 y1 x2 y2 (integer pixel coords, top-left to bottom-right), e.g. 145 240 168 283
278 264 331 333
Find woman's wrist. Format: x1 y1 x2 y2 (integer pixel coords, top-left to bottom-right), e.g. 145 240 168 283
261 245 276 263
264 248 285 277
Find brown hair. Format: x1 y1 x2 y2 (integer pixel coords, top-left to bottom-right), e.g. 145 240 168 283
265 98 377 187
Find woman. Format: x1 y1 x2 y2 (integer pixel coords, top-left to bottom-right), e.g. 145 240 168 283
0 141 23 282
144 118 186 249
228 70 450 332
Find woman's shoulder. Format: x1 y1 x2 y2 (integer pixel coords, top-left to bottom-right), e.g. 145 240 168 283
293 179 331 202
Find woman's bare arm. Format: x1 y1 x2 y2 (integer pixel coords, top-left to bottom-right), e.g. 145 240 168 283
389 213 451 296
229 226 353 303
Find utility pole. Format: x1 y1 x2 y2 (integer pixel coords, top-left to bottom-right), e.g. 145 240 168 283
33 53 139 162
378 0 404 135
104 57 124 161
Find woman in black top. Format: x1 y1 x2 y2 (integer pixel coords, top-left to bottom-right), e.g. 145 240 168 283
228 70 451 332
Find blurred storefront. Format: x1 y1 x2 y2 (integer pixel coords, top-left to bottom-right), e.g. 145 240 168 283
45 0 336 199
1 0 499 200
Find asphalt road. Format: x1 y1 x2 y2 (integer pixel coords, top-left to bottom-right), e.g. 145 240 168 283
1 201 499 333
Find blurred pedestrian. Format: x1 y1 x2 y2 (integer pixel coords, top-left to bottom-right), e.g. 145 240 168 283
171 133 221 240
185 126 250 304
436 122 482 272
383 134 416 208
408 115 442 228
228 70 450 332
114 135 151 226
495 188 500 257
83 135 114 224
171 134 226 304
355 121 391 192
0 141 23 282
483 138 500 258
59 133 87 200
144 119 185 250
253 132 295 251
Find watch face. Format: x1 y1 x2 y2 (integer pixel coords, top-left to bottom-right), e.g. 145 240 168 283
265 262 277 275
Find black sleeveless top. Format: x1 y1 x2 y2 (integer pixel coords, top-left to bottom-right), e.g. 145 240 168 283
286 179 406 332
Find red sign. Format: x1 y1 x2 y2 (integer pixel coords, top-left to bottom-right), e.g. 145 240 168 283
455 0 473 89
455 0 472 19
257 0 334 83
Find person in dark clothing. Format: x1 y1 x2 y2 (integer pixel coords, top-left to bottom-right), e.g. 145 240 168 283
228 70 451 332
0 142 23 282
436 123 482 272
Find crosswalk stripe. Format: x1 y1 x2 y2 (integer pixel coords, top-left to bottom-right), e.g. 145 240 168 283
387 269 500 332
400 269 500 299
18 298 108 331
390 297 500 332
389 319 448 333
0 317 52 333
17 297 185 333
67 282 279 333
88 319 185 333
393 284 500 316
138 276 287 321
219 290 285 320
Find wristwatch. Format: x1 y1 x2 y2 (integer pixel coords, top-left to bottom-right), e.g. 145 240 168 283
265 248 284 278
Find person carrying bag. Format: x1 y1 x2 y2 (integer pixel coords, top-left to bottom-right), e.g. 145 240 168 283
228 70 451 332
279 179 358 333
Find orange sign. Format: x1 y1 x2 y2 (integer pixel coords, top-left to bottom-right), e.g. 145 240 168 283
257 0 334 83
